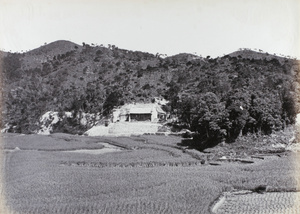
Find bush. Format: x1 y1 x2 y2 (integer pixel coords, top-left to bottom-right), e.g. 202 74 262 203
52 118 86 135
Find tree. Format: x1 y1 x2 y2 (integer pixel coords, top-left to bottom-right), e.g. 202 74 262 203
177 97 195 125
280 87 296 126
224 89 250 139
164 81 181 111
103 90 122 116
191 92 230 148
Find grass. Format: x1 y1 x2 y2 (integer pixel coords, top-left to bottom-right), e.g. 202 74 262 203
2 133 105 151
1 133 300 214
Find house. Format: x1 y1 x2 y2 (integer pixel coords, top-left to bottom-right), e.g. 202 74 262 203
112 103 166 123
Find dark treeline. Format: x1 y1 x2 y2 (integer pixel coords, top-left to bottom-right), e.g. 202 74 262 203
164 54 298 148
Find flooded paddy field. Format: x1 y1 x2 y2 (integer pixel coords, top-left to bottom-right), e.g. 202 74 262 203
1 133 300 214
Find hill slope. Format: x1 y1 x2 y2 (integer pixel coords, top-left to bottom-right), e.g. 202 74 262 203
1 41 299 144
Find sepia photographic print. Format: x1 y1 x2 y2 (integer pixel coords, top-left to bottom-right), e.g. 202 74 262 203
0 0 300 213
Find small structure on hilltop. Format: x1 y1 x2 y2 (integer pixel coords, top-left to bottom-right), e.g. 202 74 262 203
112 103 166 123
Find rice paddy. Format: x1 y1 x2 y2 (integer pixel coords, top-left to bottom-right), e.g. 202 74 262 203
1 133 299 214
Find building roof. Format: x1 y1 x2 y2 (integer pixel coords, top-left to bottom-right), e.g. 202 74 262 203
130 107 153 114
115 103 166 115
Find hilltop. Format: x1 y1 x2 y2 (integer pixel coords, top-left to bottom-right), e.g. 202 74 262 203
1 41 299 146
28 40 81 55
228 49 293 63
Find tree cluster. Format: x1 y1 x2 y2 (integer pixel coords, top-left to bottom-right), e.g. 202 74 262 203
166 56 298 149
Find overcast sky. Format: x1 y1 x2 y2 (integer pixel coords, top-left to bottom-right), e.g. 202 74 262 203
0 0 299 58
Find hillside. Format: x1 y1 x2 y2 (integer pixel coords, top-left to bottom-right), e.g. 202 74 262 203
228 49 292 63
21 40 82 70
1 41 299 145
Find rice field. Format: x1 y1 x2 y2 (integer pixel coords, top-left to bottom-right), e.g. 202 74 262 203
1 133 299 214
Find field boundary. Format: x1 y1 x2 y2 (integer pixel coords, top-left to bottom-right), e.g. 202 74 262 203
211 193 226 214
59 160 203 168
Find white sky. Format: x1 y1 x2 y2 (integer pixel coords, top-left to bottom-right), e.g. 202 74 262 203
0 0 299 58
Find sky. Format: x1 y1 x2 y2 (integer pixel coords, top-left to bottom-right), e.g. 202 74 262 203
0 0 299 58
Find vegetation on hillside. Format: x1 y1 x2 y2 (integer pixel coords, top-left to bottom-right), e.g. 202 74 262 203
1 41 299 147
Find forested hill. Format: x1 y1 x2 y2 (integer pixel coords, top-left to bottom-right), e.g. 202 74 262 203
1 41 299 143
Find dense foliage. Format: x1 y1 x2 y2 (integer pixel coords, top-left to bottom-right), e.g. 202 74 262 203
1 41 299 146
169 54 299 147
